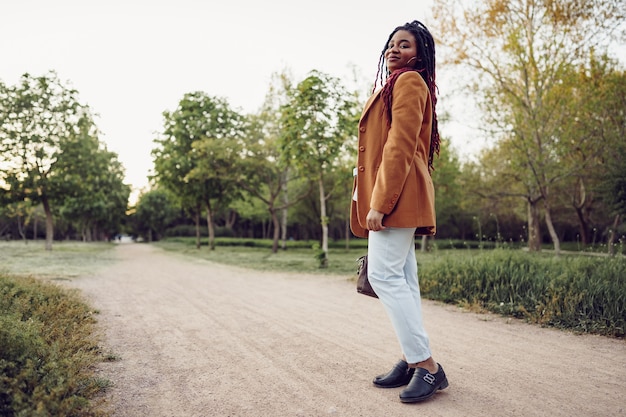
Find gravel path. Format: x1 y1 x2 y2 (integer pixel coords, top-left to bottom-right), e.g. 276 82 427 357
70 244 625 417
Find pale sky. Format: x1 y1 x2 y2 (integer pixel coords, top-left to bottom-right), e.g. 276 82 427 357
1 0 488 200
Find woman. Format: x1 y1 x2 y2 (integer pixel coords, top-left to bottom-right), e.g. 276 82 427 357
350 20 448 403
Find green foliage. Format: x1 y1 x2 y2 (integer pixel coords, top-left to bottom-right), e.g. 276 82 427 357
278 70 359 260
134 189 178 241
311 242 328 268
0 274 108 416
592 66 626 217
53 115 130 239
431 138 475 238
163 224 237 238
236 72 317 253
152 91 246 249
420 250 626 337
279 70 358 173
0 72 90 249
433 0 626 252
0 71 128 246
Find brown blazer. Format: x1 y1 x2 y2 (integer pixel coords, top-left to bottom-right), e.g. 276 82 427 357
350 71 436 238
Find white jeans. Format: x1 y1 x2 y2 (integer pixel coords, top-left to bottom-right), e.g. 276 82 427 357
367 227 431 363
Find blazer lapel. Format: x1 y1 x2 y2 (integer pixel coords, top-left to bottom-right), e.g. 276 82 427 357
360 88 382 120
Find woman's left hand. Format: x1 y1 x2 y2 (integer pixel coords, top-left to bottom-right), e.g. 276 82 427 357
366 209 386 232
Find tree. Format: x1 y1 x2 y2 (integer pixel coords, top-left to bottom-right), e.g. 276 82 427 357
430 138 465 241
433 0 626 254
278 70 359 267
153 92 245 250
237 72 313 253
592 66 626 254
468 140 534 243
552 56 626 247
0 71 90 250
134 189 178 242
53 115 130 240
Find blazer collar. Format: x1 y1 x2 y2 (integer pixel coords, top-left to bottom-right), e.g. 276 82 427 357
361 88 383 119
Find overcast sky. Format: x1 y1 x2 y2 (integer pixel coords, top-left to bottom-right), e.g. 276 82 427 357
0 0 569 199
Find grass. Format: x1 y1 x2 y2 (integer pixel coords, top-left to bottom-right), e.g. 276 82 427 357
0 241 117 417
0 241 117 279
155 239 371 276
420 249 625 337
153 236 470 275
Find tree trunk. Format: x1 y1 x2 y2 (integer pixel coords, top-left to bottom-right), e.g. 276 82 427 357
319 177 328 268
194 208 201 249
281 172 289 250
527 198 541 252
574 206 590 246
206 199 216 250
225 210 237 230
572 177 590 246
271 208 280 254
17 214 26 242
607 214 622 257
421 235 427 252
543 201 561 256
42 196 54 251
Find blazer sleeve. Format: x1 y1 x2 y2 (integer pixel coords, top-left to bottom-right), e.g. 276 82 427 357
370 72 429 214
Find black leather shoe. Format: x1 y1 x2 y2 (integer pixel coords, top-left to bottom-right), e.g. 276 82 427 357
373 360 415 388
399 364 448 403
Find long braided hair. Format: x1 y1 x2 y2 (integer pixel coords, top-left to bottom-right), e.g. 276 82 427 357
373 20 440 173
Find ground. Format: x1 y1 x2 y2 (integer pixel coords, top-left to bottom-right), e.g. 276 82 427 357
69 244 625 417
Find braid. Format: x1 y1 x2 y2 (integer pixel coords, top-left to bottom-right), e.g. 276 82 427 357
373 20 440 174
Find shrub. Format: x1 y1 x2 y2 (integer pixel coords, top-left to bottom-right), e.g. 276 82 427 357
0 275 108 416
420 250 626 337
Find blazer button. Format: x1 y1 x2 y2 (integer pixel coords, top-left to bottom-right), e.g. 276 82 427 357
359 146 365 152
359 126 366 132
358 166 365 172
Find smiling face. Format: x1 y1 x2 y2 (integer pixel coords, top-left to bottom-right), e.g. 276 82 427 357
384 29 418 72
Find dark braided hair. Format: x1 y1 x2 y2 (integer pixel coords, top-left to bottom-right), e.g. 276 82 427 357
373 20 440 173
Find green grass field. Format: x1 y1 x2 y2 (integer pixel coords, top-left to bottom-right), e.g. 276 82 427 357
0 241 117 279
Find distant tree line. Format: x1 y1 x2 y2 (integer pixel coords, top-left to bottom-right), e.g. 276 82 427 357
2 0 624 260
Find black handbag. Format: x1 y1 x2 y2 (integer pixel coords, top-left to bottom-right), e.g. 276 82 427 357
356 255 378 298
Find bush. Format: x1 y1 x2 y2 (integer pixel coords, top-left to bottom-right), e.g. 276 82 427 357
0 275 108 417
420 250 626 337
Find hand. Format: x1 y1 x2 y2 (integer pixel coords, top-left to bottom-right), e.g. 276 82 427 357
366 209 386 232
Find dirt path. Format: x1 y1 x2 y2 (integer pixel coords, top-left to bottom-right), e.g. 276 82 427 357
70 244 625 417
